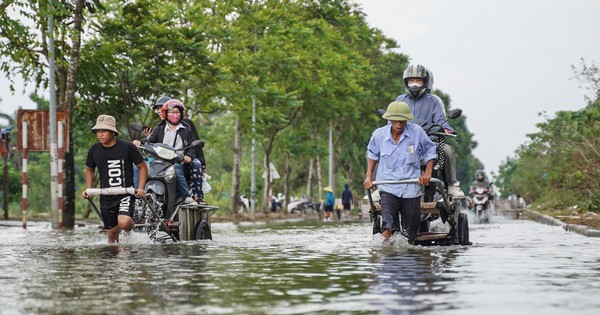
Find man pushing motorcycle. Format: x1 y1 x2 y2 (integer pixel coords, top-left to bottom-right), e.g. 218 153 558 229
364 101 437 244
83 115 148 243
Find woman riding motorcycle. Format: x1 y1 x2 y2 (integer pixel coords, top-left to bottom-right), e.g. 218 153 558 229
134 99 201 205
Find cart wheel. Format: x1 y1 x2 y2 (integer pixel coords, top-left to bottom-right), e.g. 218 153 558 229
194 220 212 240
458 212 471 245
419 220 430 233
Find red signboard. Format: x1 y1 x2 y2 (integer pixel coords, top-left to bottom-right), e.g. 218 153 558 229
17 109 70 152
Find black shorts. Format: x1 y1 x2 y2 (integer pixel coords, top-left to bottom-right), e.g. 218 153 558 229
324 205 333 212
101 195 134 229
379 192 421 241
343 202 351 210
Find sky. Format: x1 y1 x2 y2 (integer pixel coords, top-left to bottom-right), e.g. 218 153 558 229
353 0 600 176
1 0 600 176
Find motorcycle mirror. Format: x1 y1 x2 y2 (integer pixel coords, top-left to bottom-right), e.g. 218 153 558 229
130 123 144 132
376 108 386 119
191 139 205 149
448 108 462 119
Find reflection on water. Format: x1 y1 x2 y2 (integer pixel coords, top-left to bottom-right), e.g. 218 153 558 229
1 216 600 314
367 247 462 314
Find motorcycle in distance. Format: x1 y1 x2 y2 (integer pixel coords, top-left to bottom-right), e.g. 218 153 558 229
470 186 492 223
369 108 471 246
130 123 218 242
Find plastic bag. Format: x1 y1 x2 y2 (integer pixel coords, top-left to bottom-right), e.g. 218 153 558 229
202 174 212 193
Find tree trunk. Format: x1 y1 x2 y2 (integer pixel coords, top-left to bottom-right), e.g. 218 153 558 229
230 114 242 215
61 0 85 229
306 158 313 200
2 154 8 220
260 130 278 213
316 156 323 202
262 153 271 213
283 153 290 212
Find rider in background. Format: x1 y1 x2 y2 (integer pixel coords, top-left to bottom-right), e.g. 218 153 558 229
395 64 465 198
469 170 493 196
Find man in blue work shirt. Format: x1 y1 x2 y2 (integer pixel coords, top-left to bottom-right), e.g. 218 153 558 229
395 64 464 197
364 102 437 244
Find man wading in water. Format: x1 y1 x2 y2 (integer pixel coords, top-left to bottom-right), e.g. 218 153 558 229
83 115 148 243
364 102 437 244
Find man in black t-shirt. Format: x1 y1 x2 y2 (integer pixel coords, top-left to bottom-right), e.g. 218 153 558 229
83 115 148 243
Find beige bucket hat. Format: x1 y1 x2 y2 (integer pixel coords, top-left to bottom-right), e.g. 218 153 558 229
91 114 119 135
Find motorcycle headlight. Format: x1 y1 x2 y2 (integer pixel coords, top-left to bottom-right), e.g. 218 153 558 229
154 145 178 160
164 165 176 181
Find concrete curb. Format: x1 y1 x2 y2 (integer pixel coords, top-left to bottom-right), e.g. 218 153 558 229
522 209 600 237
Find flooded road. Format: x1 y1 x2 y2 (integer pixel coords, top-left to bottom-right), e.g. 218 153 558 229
1 214 600 314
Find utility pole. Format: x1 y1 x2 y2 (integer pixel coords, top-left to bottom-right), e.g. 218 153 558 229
48 8 59 228
328 124 333 189
250 96 256 214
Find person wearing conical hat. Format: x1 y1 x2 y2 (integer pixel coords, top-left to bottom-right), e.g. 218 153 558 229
364 101 437 244
323 186 335 221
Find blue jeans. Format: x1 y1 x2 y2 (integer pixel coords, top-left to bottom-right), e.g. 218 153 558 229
133 159 151 189
175 163 191 199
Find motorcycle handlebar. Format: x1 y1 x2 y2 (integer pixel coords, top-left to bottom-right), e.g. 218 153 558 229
370 178 452 209
433 132 457 137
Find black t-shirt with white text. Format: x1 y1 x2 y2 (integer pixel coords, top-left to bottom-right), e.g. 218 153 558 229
86 139 144 209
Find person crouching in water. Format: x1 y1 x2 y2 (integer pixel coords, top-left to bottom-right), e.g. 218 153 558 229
83 115 147 243
364 102 437 244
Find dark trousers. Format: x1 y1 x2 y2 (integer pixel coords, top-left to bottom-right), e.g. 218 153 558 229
380 192 421 242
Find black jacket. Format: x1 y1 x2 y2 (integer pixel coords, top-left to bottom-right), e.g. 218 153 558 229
147 120 200 162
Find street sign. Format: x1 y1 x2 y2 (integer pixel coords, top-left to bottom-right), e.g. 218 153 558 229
17 109 69 152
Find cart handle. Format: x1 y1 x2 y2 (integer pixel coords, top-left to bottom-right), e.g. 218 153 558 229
86 187 178 242
371 178 451 209
86 187 136 196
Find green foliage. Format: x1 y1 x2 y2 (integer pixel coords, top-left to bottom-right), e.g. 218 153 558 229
23 153 52 215
431 91 483 193
1 0 484 215
497 60 600 211
0 161 21 204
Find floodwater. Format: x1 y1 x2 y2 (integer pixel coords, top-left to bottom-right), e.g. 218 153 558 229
1 213 600 315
